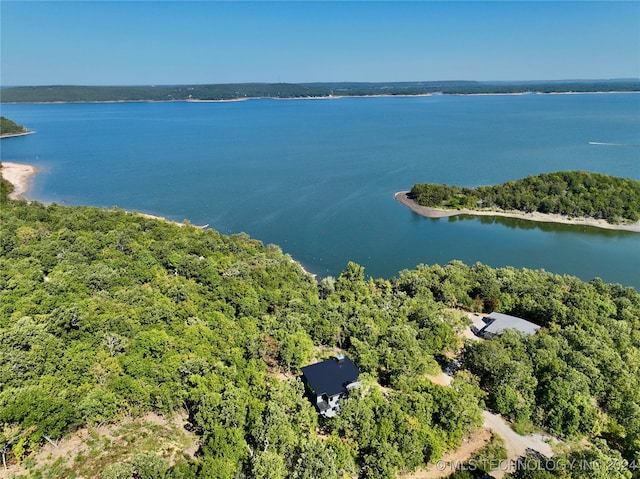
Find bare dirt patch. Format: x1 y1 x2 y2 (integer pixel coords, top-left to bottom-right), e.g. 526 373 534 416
1 411 198 479
402 428 492 479
426 372 453 387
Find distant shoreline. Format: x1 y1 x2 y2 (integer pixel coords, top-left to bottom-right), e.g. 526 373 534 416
1 161 37 200
394 191 640 233
2 90 638 105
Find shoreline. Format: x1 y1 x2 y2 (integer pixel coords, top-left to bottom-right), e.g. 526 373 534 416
1 161 37 200
0 163 316 279
135 212 192 227
0 130 35 139
2 90 638 105
395 191 640 233
119 213 317 278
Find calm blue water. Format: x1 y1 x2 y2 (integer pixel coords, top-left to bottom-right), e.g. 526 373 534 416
2 94 639 288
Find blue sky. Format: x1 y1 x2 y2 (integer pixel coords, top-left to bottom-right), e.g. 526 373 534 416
1 1 639 86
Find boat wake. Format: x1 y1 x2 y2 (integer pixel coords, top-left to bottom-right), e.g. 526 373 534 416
588 141 639 146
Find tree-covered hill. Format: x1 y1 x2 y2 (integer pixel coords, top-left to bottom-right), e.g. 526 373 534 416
410 171 640 224
0 199 482 478
1 79 638 103
0 117 29 136
0 195 638 478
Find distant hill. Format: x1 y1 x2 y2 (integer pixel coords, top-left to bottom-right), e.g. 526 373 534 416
1 79 638 103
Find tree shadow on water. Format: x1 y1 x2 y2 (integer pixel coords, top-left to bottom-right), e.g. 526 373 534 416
445 213 635 237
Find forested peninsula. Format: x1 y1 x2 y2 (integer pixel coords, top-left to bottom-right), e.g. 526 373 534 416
1 79 638 103
0 117 31 138
402 171 640 230
1 176 639 478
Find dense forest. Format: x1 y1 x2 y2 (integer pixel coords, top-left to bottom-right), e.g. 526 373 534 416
1 80 638 103
0 117 29 136
1 185 639 477
409 171 640 224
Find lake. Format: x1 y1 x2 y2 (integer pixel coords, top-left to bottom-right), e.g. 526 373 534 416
2 93 639 289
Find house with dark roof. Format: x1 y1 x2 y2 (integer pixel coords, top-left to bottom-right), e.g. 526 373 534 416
472 312 540 339
301 355 360 417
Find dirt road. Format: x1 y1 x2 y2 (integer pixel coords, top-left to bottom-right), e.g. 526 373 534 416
482 411 556 478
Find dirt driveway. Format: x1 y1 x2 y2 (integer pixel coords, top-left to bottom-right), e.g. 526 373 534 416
482 410 557 478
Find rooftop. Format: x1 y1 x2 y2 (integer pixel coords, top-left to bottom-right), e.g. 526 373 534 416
480 312 541 336
301 355 360 397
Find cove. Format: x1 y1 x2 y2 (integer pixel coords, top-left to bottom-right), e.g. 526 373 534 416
2 93 639 288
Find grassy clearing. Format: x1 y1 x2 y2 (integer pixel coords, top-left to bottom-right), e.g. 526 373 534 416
3 412 197 479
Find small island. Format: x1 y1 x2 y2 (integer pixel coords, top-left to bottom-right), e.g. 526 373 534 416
0 116 33 138
397 171 640 232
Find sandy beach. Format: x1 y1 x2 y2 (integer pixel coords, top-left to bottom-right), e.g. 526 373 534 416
1 161 37 200
395 191 640 233
0 130 35 139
